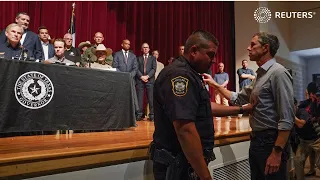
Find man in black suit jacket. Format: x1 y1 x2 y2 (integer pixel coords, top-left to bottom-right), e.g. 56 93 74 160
38 26 54 60
0 12 43 60
113 39 139 118
136 43 157 121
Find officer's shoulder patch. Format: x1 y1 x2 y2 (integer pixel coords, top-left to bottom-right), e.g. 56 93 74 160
171 76 189 96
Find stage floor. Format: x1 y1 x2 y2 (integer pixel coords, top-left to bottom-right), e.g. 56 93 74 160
0 116 251 177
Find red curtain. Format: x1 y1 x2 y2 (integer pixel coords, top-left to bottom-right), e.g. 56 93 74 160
0 1 235 97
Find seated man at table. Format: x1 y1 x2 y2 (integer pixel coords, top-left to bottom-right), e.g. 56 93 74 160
90 44 114 70
0 23 32 60
43 38 75 66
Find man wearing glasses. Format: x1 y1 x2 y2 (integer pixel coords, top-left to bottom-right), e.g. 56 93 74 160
63 33 82 67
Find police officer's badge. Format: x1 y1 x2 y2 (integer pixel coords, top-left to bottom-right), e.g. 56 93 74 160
171 76 189 96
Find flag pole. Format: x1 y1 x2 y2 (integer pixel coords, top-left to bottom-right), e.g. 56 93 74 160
70 2 76 47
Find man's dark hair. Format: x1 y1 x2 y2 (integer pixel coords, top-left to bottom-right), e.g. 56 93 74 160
307 82 317 95
53 38 66 47
15 12 29 19
253 32 279 57
184 30 219 54
38 26 48 34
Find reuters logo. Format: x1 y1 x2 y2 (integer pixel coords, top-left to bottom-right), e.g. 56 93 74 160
254 7 272 23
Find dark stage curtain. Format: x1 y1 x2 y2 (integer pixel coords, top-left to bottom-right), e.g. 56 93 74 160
0 1 235 98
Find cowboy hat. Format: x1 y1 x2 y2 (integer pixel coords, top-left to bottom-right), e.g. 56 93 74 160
78 41 91 49
92 44 112 57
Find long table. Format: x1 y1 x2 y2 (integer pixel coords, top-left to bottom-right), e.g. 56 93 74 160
0 58 135 132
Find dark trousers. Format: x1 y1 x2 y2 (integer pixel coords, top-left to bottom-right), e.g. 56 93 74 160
249 130 288 180
153 161 197 180
137 82 154 118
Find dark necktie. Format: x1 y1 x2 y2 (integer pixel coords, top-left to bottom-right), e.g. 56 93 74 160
144 55 148 74
125 51 128 64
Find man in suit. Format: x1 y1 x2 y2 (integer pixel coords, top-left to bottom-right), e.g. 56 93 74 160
136 43 157 121
38 26 54 60
0 12 43 60
113 39 139 119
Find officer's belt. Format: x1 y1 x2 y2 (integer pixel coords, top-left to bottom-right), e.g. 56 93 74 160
149 142 215 165
152 147 176 166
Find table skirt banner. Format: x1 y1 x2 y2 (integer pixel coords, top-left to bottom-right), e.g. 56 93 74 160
0 59 135 132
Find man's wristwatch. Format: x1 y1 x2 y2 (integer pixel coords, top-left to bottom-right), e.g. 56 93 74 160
239 105 244 114
273 146 283 153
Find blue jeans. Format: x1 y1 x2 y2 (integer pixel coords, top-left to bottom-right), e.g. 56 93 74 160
249 130 289 180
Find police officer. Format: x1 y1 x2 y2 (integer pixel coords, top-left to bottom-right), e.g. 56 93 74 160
151 30 252 180
0 23 31 60
83 32 106 63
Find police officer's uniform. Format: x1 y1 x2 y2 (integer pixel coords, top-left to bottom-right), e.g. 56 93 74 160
150 56 215 180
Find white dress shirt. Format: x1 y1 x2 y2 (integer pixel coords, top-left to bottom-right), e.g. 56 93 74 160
41 41 49 60
20 32 27 45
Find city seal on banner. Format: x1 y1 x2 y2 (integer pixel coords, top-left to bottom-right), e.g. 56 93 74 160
14 71 54 109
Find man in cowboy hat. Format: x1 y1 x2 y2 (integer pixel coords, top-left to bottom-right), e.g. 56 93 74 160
78 41 91 67
78 41 91 54
90 44 114 70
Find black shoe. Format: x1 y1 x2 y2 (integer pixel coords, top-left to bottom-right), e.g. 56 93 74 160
305 171 316 176
136 115 144 121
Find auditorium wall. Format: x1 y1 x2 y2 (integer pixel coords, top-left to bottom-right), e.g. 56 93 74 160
289 2 320 51
234 1 260 92
307 56 320 84
234 1 317 101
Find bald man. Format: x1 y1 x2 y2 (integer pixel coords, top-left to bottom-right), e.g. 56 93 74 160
63 33 82 66
113 39 139 121
83 32 108 63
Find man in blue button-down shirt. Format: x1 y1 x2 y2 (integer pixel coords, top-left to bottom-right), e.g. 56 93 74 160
237 59 255 90
203 32 294 180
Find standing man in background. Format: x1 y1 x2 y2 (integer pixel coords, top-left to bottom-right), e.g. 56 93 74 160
63 33 82 66
113 39 139 121
213 62 230 119
237 59 255 90
237 59 255 118
83 32 105 63
152 50 164 79
136 43 156 121
38 26 54 60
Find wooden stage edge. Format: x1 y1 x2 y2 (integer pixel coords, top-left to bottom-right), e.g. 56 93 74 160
0 117 251 178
